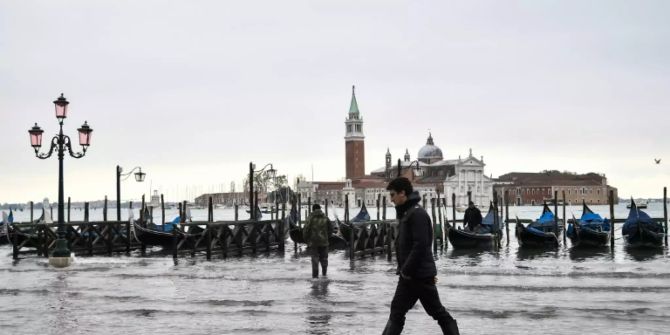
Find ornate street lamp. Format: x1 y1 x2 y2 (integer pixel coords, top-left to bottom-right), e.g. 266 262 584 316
396 158 423 178
116 166 146 221
28 93 93 268
248 162 277 219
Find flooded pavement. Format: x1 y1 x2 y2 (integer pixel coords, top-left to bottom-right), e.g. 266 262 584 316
1 204 669 334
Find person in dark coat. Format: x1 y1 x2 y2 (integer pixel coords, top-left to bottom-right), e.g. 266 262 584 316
382 177 460 335
462 201 482 232
303 203 333 278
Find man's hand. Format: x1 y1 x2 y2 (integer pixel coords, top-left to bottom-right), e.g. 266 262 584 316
400 272 412 280
433 276 438 284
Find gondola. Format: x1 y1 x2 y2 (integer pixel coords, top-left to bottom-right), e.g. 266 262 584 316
447 202 502 249
133 213 203 248
515 203 561 248
6 208 50 248
622 199 664 248
338 204 370 242
567 201 610 248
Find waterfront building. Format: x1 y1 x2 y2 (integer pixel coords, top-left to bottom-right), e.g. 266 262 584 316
494 171 619 206
371 134 493 207
194 192 249 207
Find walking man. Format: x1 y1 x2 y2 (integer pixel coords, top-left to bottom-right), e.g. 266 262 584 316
383 177 459 335
463 200 482 232
303 203 333 279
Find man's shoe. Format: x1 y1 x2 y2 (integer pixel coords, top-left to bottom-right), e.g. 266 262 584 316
381 319 403 335
438 319 460 335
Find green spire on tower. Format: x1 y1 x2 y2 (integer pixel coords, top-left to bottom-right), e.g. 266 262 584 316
348 85 360 117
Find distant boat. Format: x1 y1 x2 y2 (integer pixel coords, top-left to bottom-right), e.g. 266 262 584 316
627 200 647 209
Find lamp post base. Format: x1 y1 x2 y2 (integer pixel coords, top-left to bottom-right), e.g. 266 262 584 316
49 238 72 268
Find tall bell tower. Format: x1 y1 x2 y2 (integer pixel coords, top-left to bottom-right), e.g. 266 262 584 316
345 85 365 179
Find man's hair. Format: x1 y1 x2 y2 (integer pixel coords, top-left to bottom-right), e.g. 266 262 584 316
312 203 321 211
386 177 413 195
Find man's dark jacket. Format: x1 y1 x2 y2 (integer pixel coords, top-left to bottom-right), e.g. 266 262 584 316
463 206 482 231
394 191 437 279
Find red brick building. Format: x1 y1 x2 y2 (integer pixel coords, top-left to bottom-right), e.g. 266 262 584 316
494 171 618 206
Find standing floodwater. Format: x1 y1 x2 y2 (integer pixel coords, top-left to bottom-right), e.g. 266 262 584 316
1 204 668 334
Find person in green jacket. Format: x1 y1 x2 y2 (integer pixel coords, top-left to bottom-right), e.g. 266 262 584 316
303 203 333 278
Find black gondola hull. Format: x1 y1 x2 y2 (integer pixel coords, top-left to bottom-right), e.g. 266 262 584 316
516 223 560 248
569 227 610 248
447 227 498 249
624 226 664 248
133 222 201 248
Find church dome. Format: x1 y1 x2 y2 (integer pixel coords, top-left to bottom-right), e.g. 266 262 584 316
417 133 443 163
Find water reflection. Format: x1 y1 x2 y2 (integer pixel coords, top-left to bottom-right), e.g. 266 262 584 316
305 279 332 335
624 247 665 262
568 247 612 262
516 248 560 261
447 249 485 266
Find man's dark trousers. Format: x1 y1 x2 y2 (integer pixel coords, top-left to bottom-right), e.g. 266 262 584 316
311 246 328 278
387 276 455 332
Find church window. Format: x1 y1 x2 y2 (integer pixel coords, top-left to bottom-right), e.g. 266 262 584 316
347 125 352 133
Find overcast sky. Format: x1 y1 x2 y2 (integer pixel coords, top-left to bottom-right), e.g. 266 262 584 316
1 0 669 204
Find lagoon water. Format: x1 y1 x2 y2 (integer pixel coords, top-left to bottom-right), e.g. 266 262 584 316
1 204 668 334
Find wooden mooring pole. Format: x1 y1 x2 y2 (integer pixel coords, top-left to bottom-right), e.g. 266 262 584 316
67 197 71 223
430 198 437 253
293 197 298 253
554 191 558 246
161 194 165 231
280 201 286 252
206 196 213 260
609 190 615 251
141 195 148 256
437 192 443 251
384 195 391 261
452 193 456 229
664 187 668 246
505 191 510 245
442 197 448 249
562 191 566 245
103 196 108 222
86 202 93 256
346 195 352 262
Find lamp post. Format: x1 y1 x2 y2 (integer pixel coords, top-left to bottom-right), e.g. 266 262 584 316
396 158 423 178
28 93 93 268
116 166 146 221
248 162 277 219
